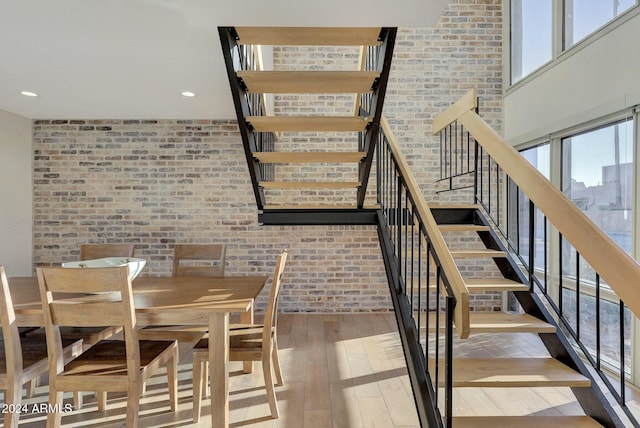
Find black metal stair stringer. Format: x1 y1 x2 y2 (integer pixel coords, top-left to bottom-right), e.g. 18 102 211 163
357 28 397 209
218 27 266 210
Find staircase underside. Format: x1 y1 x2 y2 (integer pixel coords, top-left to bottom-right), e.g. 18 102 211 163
219 26 396 221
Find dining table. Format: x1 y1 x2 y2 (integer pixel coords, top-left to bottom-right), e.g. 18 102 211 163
8 274 269 428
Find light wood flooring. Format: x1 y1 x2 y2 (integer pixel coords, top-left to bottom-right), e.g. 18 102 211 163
7 313 640 427
7 313 420 427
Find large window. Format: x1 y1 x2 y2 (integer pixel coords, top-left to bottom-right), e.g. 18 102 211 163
561 120 634 254
510 0 553 84
510 117 637 382
509 0 639 83
564 0 636 47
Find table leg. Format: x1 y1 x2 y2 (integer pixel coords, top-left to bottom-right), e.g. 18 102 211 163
210 312 229 428
240 303 254 373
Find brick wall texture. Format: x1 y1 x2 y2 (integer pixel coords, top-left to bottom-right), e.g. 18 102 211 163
31 0 503 313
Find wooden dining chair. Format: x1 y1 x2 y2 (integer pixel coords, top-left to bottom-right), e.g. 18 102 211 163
191 250 288 422
0 266 83 428
138 244 227 343
172 244 226 277
37 265 178 428
25 243 136 408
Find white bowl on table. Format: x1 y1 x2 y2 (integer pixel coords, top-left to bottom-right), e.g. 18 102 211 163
62 257 147 281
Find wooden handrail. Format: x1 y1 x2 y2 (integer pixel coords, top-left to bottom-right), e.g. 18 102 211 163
432 88 477 134
381 116 470 339
433 90 640 319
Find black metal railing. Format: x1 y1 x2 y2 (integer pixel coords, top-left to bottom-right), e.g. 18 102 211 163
376 124 457 428
438 119 477 193
486 171 635 425
436 109 636 426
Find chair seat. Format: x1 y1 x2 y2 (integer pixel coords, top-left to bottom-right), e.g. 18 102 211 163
0 336 80 373
63 340 177 377
194 325 265 352
26 326 122 348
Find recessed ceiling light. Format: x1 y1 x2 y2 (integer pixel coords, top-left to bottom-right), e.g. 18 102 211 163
181 91 196 97
21 91 38 97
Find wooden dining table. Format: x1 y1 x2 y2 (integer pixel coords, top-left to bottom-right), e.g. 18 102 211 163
8 274 269 428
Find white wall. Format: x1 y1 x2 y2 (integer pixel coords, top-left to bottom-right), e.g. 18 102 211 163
504 12 640 145
0 109 33 276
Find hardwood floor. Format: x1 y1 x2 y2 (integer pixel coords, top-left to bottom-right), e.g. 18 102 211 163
9 313 420 427
8 313 638 426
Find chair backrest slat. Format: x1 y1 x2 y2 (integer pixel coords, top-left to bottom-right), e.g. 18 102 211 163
80 244 135 261
172 244 226 277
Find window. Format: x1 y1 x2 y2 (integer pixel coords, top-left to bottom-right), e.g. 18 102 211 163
509 0 639 84
508 144 550 271
564 0 636 47
561 120 634 254
559 119 634 378
510 0 553 84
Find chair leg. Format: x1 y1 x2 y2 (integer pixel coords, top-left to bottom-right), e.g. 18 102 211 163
26 377 37 398
272 339 283 387
73 391 83 409
47 389 64 428
97 391 107 412
192 353 204 423
167 353 178 412
4 383 22 428
203 361 209 397
240 307 254 374
262 355 279 418
125 384 140 428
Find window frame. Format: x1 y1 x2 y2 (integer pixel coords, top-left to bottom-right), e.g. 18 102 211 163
504 0 640 91
511 109 638 385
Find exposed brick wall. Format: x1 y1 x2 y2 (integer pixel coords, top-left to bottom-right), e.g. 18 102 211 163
31 0 503 313
32 119 389 312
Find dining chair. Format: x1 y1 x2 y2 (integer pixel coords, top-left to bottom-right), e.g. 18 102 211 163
37 265 178 428
25 243 136 409
172 243 226 277
138 243 227 343
0 266 83 428
191 250 288 422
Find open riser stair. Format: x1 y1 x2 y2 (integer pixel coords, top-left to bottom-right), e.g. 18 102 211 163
423 205 616 426
219 28 629 426
219 26 397 225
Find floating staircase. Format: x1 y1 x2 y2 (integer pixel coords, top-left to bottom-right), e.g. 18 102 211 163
426 204 618 426
218 27 619 427
218 26 396 225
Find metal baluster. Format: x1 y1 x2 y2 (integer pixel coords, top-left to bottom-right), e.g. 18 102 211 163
596 274 601 371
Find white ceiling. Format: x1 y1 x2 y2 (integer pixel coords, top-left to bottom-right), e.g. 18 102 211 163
0 0 449 120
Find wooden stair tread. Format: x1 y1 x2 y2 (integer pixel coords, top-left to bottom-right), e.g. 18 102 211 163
439 224 490 232
407 277 527 293
237 71 380 94
431 358 591 388
253 151 365 163
463 277 529 292
429 204 481 210
450 249 507 258
421 312 556 334
260 181 360 189
452 416 601 428
234 27 382 46
246 116 369 132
